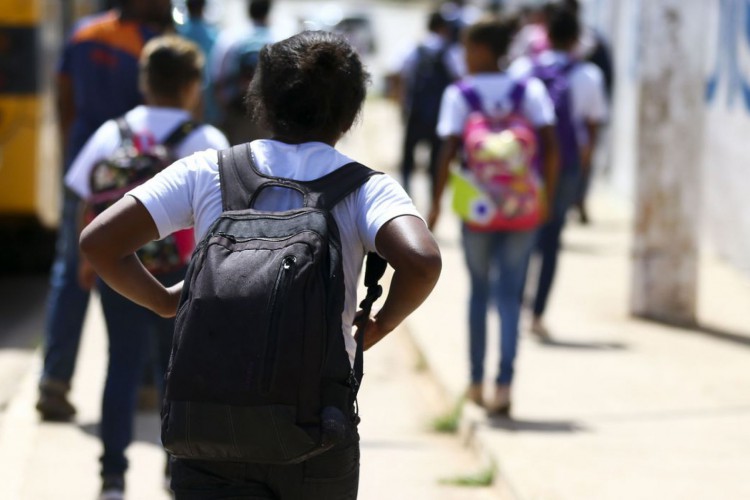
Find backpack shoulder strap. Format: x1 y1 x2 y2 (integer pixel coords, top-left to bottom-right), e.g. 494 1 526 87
457 81 483 113
301 163 382 211
115 117 134 146
509 79 528 113
218 143 274 212
162 120 201 149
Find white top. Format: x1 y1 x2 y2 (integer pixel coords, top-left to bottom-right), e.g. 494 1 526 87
127 140 422 365
509 51 609 146
65 106 230 199
436 72 556 138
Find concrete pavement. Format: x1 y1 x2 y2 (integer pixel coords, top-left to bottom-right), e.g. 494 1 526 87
409 183 750 500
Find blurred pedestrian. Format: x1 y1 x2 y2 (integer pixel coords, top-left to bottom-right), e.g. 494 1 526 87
399 11 462 195
210 0 274 145
429 17 559 416
177 0 220 123
508 4 551 61
64 36 229 499
510 5 608 339
564 0 614 223
37 0 172 423
79 30 441 498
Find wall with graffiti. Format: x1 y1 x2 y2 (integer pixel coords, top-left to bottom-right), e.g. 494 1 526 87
588 0 750 274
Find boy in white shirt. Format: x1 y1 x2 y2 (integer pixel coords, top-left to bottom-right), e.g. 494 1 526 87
509 6 608 339
65 35 229 499
429 18 559 416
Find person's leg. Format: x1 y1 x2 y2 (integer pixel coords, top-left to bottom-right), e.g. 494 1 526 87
531 172 581 332
461 226 494 404
97 280 152 483
428 132 444 198
400 119 421 194
494 230 537 390
38 193 91 419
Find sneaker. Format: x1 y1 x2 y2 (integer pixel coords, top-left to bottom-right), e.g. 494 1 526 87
36 379 76 422
466 383 484 407
99 475 124 500
486 385 512 417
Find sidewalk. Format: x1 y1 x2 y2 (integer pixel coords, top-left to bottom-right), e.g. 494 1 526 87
407 185 750 500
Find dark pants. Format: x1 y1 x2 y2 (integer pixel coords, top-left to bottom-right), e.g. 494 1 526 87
532 171 581 318
98 268 184 477
170 430 360 500
401 118 441 195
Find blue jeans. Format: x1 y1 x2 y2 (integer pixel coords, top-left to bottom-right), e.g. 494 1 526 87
532 171 581 317
98 268 184 477
42 193 90 384
462 227 536 386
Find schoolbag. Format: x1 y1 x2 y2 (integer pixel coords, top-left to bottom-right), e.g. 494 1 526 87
161 144 387 464
405 44 454 128
217 35 268 114
451 80 543 231
87 118 198 274
532 59 580 171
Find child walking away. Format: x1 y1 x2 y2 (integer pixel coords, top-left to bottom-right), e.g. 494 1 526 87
80 31 441 499
429 17 559 416
64 35 229 500
509 5 608 340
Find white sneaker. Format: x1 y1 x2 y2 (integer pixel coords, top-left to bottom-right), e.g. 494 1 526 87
99 475 124 500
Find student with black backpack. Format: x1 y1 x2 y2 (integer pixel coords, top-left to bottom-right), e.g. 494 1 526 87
64 36 229 499
399 10 462 195
80 31 441 499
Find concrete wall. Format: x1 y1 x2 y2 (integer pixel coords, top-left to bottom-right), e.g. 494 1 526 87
583 0 750 275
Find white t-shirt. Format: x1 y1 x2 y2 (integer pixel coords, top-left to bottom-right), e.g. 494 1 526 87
65 106 230 199
127 140 422 365
436 72 556 138
509 51 609 147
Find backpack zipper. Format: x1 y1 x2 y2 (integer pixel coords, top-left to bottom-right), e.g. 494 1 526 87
261 255 297 394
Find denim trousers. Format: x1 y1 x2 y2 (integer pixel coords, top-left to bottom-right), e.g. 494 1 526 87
532 170 581 318
97 268 184 477
462 226 536 386
42 193 91 384
170 430 360 500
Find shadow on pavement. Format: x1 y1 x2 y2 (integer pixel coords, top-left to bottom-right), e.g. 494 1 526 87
537 338 628 350
486 417 587 433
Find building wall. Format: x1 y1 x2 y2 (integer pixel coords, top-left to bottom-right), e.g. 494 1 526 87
584 0 750 274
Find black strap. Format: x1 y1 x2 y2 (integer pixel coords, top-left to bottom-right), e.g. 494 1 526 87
218 143 382 212
115 117 199 150
352 252 387 393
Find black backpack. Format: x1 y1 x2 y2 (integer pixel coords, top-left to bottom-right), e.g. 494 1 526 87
161 144 387 464
88 118 199 274
405 44 454 129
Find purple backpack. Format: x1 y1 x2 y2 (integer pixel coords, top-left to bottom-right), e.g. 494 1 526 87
532 59 580 171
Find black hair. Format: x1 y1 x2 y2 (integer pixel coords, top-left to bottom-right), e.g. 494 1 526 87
140 35 203 98
249 0 272 22
463 16 519 58
427 11 448 32
186 0 206 18
245 31 369 141
546 6 580 48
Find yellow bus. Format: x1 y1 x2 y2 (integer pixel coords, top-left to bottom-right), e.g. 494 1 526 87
0 0 101 270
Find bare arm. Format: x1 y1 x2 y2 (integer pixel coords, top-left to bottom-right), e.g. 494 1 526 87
357 215 442 350
580 121 600 174
427 135 462 231
80 196 182 317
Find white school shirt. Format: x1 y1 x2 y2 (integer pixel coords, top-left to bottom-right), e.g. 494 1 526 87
127 140 423 365
436 72 556 139
508 51 609 147
65 106 230 200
